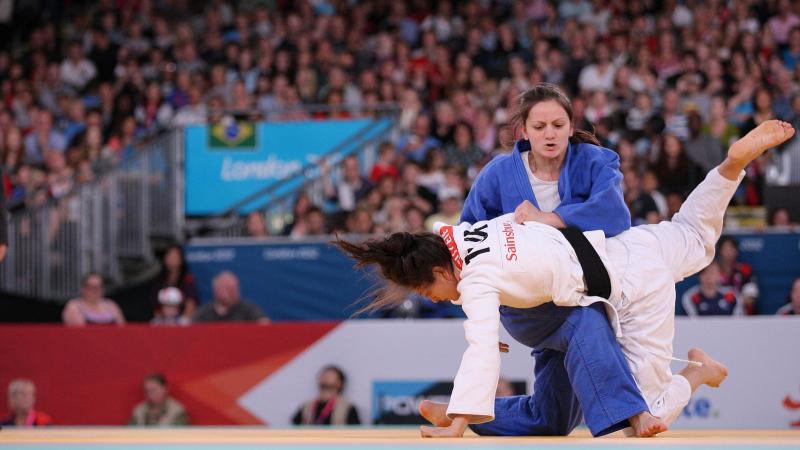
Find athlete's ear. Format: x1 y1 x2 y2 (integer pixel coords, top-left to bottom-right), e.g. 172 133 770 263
434 266 455 281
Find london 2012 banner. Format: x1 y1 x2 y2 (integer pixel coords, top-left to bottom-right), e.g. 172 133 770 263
184 118 390 215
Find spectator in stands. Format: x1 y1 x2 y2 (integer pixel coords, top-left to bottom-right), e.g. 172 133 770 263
62 272 126 326
397 114 440 163
717 236 760 315
290 206 328 238
424 189 463 231
623 170 659 225
770 207 798 229
652 133 700 196
682 261 744 317
641 170 669 220
292 365 361 426
495 377 515 398
369 142 400 183
151 245 199 321
129 373 189 426
245 211 269 238
193 271 269 323
282 192 312 236
1 379 51 427
776 277 800 315
322 155 372 213
685 110 726 173
443 122 484 172
151 287 190 326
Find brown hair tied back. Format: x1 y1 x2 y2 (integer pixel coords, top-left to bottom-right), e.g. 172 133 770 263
504 83 600 149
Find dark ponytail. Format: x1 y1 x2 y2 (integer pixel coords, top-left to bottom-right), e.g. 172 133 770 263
332 232 452 314
503 82 599 148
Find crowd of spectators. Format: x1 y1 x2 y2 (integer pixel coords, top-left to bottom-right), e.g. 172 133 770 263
0 1 799 318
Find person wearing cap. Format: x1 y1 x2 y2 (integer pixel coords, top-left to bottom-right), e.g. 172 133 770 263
151 287 190 326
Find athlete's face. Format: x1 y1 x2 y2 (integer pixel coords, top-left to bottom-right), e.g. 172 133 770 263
522 100 574 161
417 266 460 302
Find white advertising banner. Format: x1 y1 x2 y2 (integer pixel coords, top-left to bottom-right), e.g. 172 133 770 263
239 317 800 429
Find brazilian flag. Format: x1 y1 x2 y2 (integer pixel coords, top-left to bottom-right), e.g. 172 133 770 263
208 120 257 149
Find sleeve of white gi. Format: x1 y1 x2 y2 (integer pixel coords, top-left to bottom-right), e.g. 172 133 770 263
446 278 502 424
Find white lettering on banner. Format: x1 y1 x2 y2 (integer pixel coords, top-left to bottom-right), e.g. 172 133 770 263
379 395 450 416
262 247 321 261
238 317 800 429
185 248 236 263
738 238 764 252
220 156 302 181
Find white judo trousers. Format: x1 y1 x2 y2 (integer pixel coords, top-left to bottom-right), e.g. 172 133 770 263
605 168 744 424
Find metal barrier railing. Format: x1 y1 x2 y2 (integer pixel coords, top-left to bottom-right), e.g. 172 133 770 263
0 130 184 300
1 104 395 298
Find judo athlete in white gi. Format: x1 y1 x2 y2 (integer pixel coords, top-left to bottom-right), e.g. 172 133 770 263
335 120 795 439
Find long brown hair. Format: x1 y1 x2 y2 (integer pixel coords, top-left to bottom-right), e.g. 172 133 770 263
332 232 452 314
504 83 599 148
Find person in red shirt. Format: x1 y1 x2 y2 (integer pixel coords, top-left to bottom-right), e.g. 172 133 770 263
369 142 400 183
1 379 52 427
717 236 759 314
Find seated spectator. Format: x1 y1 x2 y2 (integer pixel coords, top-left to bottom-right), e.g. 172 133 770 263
322 155 372 212
0 379 52 427
776 277 800 316
129 373 189 426
290 206 328 238
151 245 199 320
292 365 360 425
345 208 374 234
623 170 659 225
443 122 483 172
62 273 126 326
369 142 400 183
245 211 269 238
424 188 463 231
682 261 744 317
495 377 515 398
193 271 270 323
717 236 760 315
151 288 190 326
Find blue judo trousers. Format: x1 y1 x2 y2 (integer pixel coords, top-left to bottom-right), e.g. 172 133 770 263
470 302 648 437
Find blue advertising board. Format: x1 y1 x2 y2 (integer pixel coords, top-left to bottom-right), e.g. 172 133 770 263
184 119 386 215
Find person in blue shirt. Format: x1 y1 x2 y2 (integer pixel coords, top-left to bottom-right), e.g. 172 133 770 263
458 83 644 437
462 86 630 236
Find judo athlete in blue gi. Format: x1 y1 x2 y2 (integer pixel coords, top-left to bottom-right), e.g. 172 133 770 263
335 120 793 438
460 83 645 437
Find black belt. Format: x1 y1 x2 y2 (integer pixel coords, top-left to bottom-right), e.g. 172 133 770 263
558 226 612 299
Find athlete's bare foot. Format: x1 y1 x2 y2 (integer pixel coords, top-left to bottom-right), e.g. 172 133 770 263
629 411 668 437
681 348 729 390
419 400 452 427
729 120 795 165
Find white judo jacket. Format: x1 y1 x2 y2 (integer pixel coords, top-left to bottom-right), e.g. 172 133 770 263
433 168 742 426
433 214 626 424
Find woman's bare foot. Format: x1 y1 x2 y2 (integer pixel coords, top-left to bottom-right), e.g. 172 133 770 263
719 120 795 180
681 348 729 390
419 400 452 427
629 411 668 437
730 120 795 163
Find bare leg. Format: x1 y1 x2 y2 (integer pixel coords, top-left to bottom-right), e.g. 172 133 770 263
679 348 729 393
628 411 668 437
419 400 452 427
719 120 795 180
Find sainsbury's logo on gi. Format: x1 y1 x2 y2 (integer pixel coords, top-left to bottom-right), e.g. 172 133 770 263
681 397 720 419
